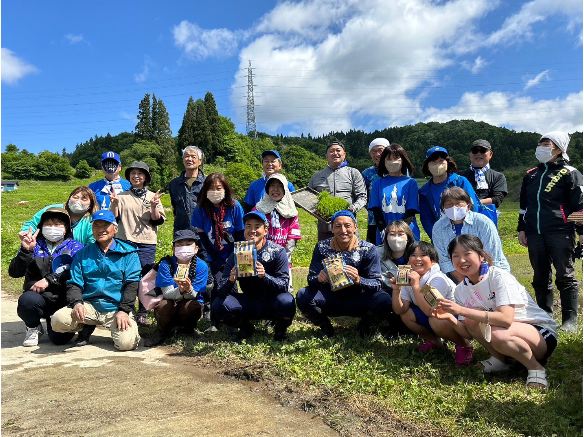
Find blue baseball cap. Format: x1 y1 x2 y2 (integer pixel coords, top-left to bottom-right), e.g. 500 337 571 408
261 150 281 160
243 211 268 224
331 209 356 223
425 145 448 159
91 210 117 225
101 151 121 164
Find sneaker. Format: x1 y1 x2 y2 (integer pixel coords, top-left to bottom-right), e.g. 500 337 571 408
319 320 335 338
273 322 288 342
480 356 511 373
23 324 44 347
454 344 474 366
75 324 96 346
417 340 442 353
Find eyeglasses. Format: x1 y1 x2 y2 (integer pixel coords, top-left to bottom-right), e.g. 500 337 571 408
471 147 488 154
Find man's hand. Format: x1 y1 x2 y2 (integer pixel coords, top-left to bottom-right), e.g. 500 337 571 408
518 231 528 247
31 278 49 293
344 265 360 284
228 266 238 283
255 261 266 278
115 311 130 331
19 227 39 252
72 303 85 323
109 186 119 204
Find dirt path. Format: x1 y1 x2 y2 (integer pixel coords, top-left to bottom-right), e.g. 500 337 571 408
1 292 337 436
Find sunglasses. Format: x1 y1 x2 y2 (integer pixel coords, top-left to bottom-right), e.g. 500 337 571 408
471 147 489 154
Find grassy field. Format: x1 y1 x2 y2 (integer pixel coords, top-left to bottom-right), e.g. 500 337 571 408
1 179 582 436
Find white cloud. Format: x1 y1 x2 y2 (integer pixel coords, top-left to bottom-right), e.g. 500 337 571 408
232 0 495 134
423 90 583 133
524 69 550 90
1 48 38 84
485 0 582 46
134 57 153 83
462 56 488 74
173 20 239 60
119 111 136 121
65 33 85 44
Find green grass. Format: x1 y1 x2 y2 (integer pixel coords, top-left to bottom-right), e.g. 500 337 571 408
2 179 582 436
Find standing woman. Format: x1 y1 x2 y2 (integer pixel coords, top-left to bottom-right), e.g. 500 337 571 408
418 146 481 240
20 186 98 245
110 161 165 324
518 132 582 332
191 173 245 278
368 143 421 240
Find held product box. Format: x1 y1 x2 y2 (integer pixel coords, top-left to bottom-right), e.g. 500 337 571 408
421 284 444 309
235 241 257 277
174 263 189 282
395 265 412 286
323 253 353 291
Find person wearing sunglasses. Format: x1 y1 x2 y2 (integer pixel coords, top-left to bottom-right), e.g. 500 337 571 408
460 140 508 226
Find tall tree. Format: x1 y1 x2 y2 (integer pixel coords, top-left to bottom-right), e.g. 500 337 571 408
192 99 212 154
203 91 222 160
151 94 172 142
177 97 197 155
135 93 153 139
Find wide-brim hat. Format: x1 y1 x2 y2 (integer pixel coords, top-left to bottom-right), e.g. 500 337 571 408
39 207 72 236
125 161 152 185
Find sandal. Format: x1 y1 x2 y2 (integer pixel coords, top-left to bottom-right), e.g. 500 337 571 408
526 369 548 390
480 356 511 373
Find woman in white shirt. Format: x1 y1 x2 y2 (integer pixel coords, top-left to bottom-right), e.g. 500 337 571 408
437 235 557 390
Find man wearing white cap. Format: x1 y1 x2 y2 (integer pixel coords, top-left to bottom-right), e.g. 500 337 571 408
517 131 583 332
362 138 389 243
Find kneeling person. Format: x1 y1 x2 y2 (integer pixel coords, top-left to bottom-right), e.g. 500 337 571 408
212 211 295 341
296 210 391 337
145 230 211 347
51 210 141 350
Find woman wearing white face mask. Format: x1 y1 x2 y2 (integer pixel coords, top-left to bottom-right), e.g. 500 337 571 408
144 230 211 347
10 208 84 347
432 187 509 284
518 132 582 332
368 144 421 241
419 146 482 241
19 186 98 245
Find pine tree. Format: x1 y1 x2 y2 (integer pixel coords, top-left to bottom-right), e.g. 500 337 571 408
151 95 172 142
192 99 212 154
177 97 197 154
135 94 153 139
203 91 222 160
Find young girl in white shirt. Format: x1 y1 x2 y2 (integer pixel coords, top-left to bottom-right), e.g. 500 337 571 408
390 241 474 366
436 234 557 390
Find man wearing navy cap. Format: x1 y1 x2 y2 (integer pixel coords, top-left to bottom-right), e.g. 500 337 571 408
88 151 131 209
242 150 295 212
51 210 142 350
212 210 295 341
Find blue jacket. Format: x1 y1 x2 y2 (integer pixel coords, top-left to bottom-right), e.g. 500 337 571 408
88 178 131 209
419 173 480 239
66 239 141 313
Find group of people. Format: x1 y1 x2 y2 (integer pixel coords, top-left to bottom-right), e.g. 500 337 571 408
10 132 582 391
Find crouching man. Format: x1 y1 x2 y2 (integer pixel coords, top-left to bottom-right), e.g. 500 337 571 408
51 210 141 350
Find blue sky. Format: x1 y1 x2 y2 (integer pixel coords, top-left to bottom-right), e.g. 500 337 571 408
2 0 582 154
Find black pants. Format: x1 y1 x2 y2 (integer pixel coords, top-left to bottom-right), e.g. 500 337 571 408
17 291 75 345
527 232 579 323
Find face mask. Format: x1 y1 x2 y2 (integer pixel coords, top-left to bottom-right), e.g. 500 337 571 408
387 236 407 252
428 161 448 177
68 200 89 214
444 206 468 221
175 246 196 262
385 160 402 174
42 226 66 242
535 146 554 163
102 159 118 174
207 190 225 204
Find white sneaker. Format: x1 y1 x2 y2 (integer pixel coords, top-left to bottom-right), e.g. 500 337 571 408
23 324 44 347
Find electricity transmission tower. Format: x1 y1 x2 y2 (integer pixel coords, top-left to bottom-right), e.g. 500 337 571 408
246 60 257 139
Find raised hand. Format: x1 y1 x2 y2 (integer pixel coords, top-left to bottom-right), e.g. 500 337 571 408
19 227 39 251
109 185 119 204
150 190 163 209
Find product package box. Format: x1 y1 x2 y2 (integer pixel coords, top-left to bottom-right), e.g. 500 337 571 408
395 265 412 286
421 284 444 308
235 241 257 277
174 263 189 282
323 254 353 291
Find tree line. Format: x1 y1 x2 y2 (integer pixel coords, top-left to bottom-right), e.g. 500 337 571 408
2 91 582 200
